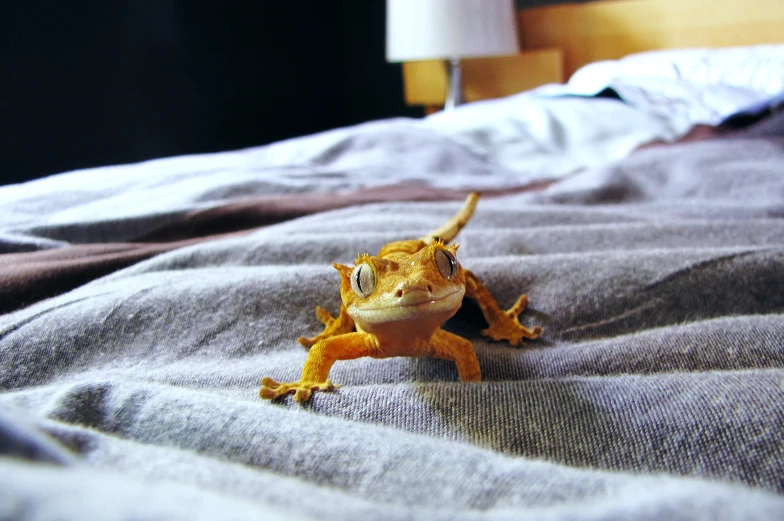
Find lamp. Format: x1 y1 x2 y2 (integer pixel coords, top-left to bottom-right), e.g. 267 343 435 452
386 0 519 110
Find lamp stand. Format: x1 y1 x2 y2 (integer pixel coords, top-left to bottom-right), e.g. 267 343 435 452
444 57 464 111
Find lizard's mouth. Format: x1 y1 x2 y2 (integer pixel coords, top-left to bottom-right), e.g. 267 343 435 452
348 288 464 325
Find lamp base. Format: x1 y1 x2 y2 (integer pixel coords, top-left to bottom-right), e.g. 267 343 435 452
444 57 463 111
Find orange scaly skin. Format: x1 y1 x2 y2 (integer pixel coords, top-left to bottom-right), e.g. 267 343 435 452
260 193 542 402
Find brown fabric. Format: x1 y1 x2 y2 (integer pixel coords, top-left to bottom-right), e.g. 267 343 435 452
139 183 553 242
0 234 246 315
1 182 554 315
635 124 727 151
636 111 784 152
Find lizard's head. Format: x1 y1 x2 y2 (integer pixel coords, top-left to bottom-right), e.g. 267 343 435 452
333 241 466 333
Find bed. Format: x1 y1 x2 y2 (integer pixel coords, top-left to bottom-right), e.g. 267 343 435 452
2 1 784 519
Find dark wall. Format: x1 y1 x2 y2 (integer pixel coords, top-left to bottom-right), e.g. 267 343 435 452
1 1 420 185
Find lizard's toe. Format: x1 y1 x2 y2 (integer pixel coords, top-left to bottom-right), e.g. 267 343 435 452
530 325 543 338
259 378 337 402
508 294 530 318
294 387 313 402
481 321 541 346
259 378 287 399
298 336 315 348
259 387 282 400
260 377 281 388
314 306 336 325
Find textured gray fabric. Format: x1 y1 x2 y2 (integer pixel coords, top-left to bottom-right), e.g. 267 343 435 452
2 137 784 519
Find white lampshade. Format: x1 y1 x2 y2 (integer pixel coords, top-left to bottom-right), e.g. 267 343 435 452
386 0 519 62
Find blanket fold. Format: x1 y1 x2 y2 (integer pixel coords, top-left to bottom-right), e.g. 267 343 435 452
2 114 784 520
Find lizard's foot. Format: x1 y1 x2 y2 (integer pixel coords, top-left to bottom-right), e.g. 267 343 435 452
298 306 354 348
259 377 338 402
481 294 542 347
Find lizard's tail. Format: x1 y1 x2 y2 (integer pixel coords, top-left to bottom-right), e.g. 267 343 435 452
420 192 480 245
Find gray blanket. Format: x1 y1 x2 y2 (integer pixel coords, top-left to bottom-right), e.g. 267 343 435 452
2 132 784 519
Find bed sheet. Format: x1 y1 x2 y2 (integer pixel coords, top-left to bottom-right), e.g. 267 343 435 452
2 111 784 520
0 95 689 254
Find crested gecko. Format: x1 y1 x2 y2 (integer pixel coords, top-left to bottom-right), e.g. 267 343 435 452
260 193 541 402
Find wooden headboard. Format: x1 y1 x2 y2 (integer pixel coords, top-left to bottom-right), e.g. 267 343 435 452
402 0 784 108
520 0 784 79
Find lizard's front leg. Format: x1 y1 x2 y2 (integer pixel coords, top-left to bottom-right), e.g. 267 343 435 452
464 270 542 346
429 329 481 382
260 332 377 402
298 304 355 348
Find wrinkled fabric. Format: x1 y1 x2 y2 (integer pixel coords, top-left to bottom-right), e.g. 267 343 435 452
2 133 784 519
0 97 688 253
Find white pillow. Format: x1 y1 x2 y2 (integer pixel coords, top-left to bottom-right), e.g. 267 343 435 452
569 44 784 95
564 44 784 125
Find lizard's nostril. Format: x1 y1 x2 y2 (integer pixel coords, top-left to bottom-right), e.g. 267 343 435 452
427 284 433 293
395 289 403 298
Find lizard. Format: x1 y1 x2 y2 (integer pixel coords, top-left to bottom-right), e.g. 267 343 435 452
259 192 541 402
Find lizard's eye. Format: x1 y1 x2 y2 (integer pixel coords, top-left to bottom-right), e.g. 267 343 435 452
435 249 458 281
350 263 376 298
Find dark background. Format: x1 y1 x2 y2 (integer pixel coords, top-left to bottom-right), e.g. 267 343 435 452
1 1 421 186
